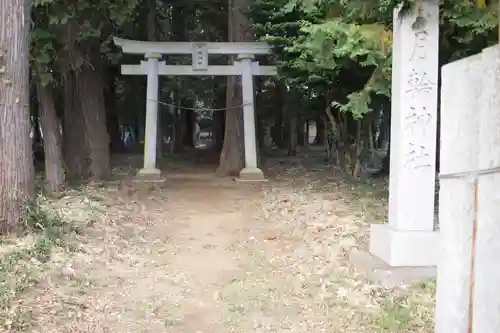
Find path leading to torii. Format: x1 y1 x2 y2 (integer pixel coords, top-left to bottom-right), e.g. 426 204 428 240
16 157 435 333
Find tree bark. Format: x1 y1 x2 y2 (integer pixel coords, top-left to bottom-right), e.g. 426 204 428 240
183 109 195 147
60 21 90 181
212 86 226 151
172 107 184 153
217 75 245 175
273 84 286 149
37 83 65 194
217 0 250 175
32 114 44 169
62 73 88 180
297 118 305 146
271 113 284 149
371 141 390 178
287 113 298 156
304 120 310 148
313 115 325 145
371 104 391 178
0 0 35 232
107 113 122 153
104 66 123 153
75 62 111 180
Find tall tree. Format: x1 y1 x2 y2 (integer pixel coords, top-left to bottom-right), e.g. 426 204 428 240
0 0 35 231
217 0 250 175
32 2 66 193
37 0 142 181
37 83 64 193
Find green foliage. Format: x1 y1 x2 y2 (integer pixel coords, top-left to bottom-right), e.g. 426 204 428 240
31 0 142 85
30 27 56 85
23 198 65 234
251 0 394 118
250 0 498 118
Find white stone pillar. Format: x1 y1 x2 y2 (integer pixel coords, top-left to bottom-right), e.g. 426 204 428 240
138 52 161 177
472 45 500 333
369 0 440 266
236 54 265 181
434 53 482 333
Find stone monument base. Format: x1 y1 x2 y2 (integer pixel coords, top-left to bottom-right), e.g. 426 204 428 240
349 250 436 288
370 224 440 267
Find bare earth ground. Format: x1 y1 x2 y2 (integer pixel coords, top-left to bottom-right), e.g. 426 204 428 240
1 153 435 333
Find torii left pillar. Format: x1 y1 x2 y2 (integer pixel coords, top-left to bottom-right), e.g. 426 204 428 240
138 52 162 178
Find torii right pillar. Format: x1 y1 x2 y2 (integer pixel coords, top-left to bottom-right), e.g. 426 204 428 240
236 53 266 182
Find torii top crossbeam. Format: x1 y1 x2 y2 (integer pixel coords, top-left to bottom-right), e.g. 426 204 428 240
113 37 273 55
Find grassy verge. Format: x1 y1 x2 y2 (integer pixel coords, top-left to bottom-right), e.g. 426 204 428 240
0 196 88 331
376 279 436 332
337 175 389 224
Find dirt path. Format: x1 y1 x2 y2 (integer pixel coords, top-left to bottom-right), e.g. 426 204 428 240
11 164 435 333
22 174 263 332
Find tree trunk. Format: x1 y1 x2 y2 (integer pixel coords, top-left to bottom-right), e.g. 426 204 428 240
172 108 184 153
107 113 122 153
297 118 305 145
32 114 44 169
37 83 65 194
304 120 310 149
271 113 284 149
0 0 35 232
313 115 325 145
212 87 226 151
183 109 195 147
377 105 390 149
371 103 391 178
60 21 91 181
217 0 249 175
138 110 145 152
62 73 88 180
104 66 123 153
75 62 111 180
371 141 390 178
288 113 298 156
273 84 287 149
217 75 245 175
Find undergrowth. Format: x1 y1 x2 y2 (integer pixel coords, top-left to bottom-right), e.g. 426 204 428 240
0 195 84 331
377 279 436 332
337 176 389 224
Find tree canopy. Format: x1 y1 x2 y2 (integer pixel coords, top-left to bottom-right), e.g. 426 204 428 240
250 0 497 117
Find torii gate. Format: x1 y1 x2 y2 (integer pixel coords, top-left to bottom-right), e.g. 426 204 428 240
113 37 277 181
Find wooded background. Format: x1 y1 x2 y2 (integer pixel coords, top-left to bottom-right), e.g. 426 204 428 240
0 0 497 231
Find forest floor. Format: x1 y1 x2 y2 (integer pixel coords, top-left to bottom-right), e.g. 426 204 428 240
0 151 435 333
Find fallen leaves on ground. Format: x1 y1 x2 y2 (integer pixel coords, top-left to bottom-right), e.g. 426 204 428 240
0 153 435 333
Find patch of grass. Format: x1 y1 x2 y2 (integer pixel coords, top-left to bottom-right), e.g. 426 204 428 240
376 279 436 333
163 318 177 328
338 177 389 224
414 278 436 292
0 196 83 332
70 277 96 296
377 297 413 332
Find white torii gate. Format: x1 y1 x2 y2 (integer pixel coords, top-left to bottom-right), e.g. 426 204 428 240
113 37 277 181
